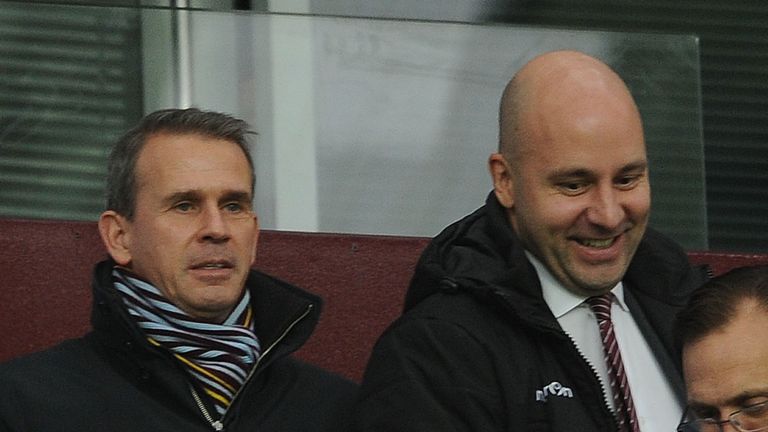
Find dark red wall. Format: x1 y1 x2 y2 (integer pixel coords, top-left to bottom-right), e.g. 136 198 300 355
2 217 767 382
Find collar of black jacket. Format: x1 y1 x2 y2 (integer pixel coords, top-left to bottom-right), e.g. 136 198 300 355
404 191 538 311
403 191 697 321
89 259 322 365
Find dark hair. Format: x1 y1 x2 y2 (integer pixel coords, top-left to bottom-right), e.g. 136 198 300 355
676 265 768 347
105 108 255 220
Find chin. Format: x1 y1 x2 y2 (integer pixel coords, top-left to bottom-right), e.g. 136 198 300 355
192 290 241 309
570 267 623 293
581 275 623 293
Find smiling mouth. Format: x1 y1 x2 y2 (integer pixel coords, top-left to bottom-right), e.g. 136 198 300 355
576 237 616 249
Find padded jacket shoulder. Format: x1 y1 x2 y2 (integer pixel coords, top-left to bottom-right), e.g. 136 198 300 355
0 260 356 432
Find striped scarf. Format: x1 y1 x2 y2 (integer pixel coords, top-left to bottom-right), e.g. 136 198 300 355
112 268 261 416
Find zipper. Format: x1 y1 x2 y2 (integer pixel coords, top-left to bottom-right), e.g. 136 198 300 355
533 320 619 431
189 303 315 431
191 386 225 431
562 331 619 431
495 290 618 430
229 303 314 403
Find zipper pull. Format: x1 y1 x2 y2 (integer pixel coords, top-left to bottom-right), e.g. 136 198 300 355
212 420 224 431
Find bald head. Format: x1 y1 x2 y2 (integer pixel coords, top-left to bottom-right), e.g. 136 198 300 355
499 50 644 163
488 50 650 296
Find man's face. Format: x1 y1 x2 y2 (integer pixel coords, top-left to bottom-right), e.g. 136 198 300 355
683 302 768 425
114 132 258 322
500 93 650 296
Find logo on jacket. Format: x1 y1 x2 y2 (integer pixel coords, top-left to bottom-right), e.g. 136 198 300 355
535 381 573 402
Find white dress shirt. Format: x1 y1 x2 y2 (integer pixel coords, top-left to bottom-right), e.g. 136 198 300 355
527 252 682 431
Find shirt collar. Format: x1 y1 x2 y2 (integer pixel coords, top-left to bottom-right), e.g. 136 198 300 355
525 251 628 319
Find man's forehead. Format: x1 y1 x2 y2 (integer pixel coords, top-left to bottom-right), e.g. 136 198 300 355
685 302 768 407
518 140 647 170
686 301 768 357
134 134 254 197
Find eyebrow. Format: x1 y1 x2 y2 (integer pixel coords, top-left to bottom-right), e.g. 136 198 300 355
219 190 253 205
728 390 768 406
161 189 253 207
619 160 648 174
547 160 648 182
162 190 202 207
688 389 768 413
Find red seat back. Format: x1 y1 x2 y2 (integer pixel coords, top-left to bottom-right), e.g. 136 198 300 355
2 217 767 382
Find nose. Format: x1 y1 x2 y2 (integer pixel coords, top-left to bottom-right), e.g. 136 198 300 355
720 420 738 432
585 185 626 231
198 205 231 243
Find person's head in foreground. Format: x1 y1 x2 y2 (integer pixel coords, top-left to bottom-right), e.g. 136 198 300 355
677 265 768 432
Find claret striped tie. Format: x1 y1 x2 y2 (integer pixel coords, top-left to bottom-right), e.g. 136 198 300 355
587 293 641 432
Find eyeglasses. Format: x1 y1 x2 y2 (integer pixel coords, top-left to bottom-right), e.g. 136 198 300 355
677 400 768 432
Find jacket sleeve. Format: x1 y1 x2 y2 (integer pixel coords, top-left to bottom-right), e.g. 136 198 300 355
0 367 26 432
352 316 505 432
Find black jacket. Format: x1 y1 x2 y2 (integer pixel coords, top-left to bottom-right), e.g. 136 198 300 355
0 260 356 432
353 193 706 432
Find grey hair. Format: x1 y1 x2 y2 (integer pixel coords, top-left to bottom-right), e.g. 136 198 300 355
105 108 255 220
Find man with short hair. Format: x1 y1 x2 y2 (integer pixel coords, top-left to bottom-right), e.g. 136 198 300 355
0 108 355 431
353 50 706 431
676 265 768 432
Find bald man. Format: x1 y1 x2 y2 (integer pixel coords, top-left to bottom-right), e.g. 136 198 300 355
353 51 707 431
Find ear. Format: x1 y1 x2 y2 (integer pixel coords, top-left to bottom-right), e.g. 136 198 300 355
250 214 260 265
488 153 515 209
98 210 133 266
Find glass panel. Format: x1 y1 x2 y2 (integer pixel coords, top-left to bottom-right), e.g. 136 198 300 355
0 2 707 249
175 11 705 247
